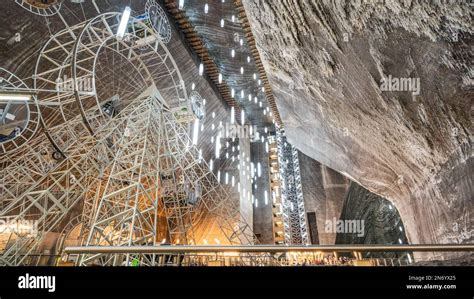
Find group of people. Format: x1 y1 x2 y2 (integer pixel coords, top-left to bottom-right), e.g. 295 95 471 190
286 255 355 266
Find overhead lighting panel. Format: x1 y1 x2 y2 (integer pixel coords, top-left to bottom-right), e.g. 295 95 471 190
0 93 32 102
116 6 131 39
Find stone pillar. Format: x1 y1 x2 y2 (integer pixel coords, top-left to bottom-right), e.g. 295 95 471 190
239 137 253 238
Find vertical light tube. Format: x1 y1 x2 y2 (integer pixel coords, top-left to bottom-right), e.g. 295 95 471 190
116 6 131 39
199 63 204 76
192 118 199 145
215 132 221 158
230 106 235 124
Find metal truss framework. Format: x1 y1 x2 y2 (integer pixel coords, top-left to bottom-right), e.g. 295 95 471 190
15 0 63 17
0 68 41 155
32 11 186 153
0 8 256 266
276 130 309 245
80 94 256 266
0 94 134 265
145 0 172 44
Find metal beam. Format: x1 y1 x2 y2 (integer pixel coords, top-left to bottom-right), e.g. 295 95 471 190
65 244 474 254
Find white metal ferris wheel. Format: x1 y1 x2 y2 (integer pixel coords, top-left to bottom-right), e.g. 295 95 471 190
0 68 41 154
15 0 63 17
0 2 256 266
33 10 187 153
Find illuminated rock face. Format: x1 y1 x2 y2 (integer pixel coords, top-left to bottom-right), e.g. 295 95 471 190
243 0 472 247
336 182 410 259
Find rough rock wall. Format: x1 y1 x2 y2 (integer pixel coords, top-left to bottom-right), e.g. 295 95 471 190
243 0 473 246
299 151 349 244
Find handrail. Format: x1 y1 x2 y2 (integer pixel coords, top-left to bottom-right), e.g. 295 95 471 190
64 244 474 254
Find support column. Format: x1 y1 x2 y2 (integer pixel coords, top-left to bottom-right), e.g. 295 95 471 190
251 140 273 244
239 137 253 238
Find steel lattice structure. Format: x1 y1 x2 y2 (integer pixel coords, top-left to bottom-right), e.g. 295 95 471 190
276 129 309 245
0 7 256 266
15 0 63 17
79 92 256 266
0 68 41 155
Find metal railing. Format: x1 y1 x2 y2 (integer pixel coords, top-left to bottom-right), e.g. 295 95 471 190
62 244 474 266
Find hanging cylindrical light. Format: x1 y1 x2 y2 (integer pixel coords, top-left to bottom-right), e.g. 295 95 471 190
192 119 199 145
199 63 204 76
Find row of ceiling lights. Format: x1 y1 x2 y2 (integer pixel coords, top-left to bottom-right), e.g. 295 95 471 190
181 1 276 209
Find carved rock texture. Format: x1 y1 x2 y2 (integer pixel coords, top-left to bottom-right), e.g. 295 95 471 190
243 0 473 245
336 182 409 258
